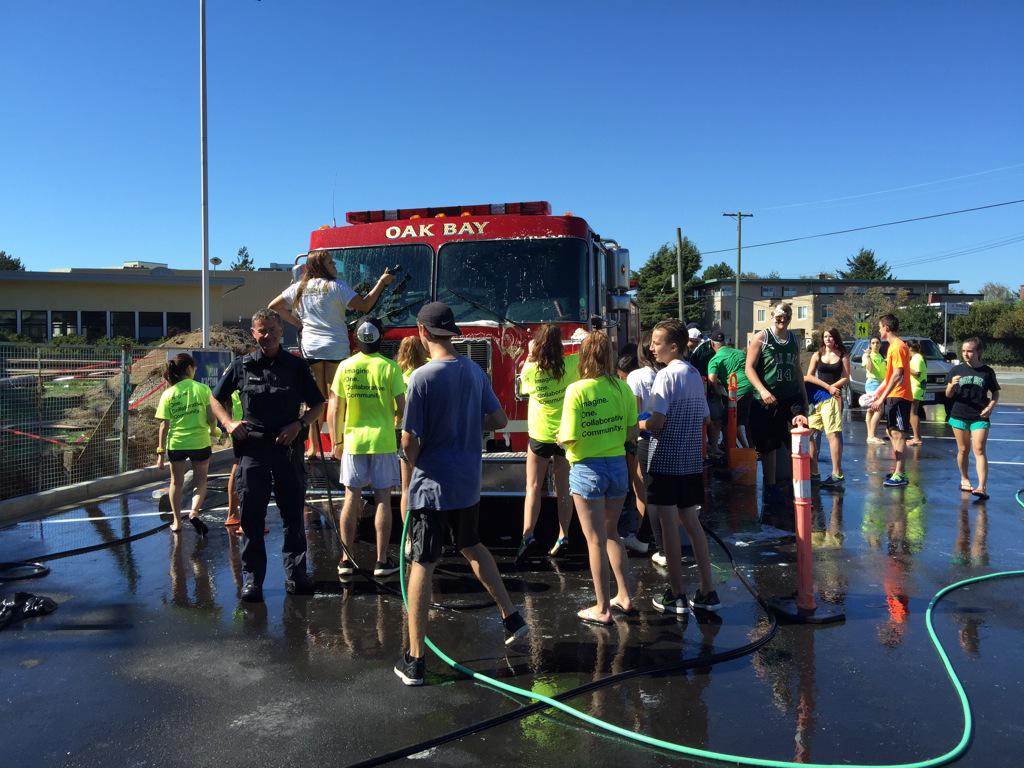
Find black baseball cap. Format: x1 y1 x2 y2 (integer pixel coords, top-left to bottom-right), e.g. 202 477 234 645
416 301 460 337
710 330 726 343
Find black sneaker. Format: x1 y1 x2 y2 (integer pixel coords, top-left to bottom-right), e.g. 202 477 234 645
285 573 315 595
689 589 722 612
373 559 399 578
502 611 529 645
515 535 538 564
394 653 425 686
241 573 264 603
337 558 355 581
652 589 688 615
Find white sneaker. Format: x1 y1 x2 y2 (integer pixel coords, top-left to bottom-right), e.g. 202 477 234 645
621 534 649 554
651 550 668 567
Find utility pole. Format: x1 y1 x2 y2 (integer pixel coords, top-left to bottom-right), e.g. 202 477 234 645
676 227 685 321
723 211 753 346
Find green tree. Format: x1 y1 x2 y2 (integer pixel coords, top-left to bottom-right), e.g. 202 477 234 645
634 240 702 329
829 286 909 340
0 250 25 271
895 300 942 341
230 246 255 271
949 301 1013 341
837 248 892 280
980 281 1014 302
701 261 735 281
991 301 1024 340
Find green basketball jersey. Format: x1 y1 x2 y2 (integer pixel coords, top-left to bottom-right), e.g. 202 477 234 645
754 328 800 401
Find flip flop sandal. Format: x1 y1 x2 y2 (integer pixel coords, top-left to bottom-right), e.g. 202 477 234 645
188 516 209 537
610 601 638 616
971 490 990 500
960 484 973 493
577 610 613 627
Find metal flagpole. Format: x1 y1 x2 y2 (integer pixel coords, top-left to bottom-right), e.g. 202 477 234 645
200 0 211 349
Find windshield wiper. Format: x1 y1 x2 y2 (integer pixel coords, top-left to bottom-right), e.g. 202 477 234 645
377 296 425 323
442 287 528 330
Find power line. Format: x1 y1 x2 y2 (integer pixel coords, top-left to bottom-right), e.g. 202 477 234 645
753 161 1024 212
699 198 1024 257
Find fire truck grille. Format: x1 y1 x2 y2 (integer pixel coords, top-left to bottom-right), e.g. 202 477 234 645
376 338 491 375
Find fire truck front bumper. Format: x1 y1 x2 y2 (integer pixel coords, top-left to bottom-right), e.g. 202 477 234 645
482 452 530 497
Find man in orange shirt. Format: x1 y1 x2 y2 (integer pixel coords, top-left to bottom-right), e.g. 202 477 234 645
868 314 912 487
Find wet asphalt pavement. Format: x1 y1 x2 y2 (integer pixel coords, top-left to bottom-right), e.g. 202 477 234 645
2 407 1023 768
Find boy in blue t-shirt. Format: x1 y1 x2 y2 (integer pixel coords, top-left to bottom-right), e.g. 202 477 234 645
641 319 721 615
393 303 528 687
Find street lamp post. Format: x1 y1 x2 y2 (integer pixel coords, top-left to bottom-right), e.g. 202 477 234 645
199 0 211 349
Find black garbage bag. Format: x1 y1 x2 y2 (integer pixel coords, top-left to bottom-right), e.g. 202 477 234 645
0 592 58 631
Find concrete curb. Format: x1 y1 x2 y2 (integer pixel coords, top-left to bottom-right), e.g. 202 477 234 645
0 448 236 528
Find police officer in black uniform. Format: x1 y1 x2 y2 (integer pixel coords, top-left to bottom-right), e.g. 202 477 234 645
211 308 325 603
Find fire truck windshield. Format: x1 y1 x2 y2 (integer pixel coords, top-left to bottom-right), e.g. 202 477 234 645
438 238 588 324
328 244 432 326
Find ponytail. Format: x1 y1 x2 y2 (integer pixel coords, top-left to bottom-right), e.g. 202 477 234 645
163 353 195 385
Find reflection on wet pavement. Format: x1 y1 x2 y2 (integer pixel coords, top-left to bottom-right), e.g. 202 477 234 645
2 409 1023 767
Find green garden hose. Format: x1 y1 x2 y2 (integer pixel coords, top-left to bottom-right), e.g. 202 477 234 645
397 512 1024 768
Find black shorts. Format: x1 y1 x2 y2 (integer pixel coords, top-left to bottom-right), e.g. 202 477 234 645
734 392 752 428
409 504 481 564
647 472 704 508
167 446 212 463
708 394 725 422
528 438 565 459
749 395 806 454
885 398 912 433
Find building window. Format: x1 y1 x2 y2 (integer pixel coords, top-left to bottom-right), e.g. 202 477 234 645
166 312 191 336
721 285 734 296
723 310 732 322
783 286 798 297
761 286 779 298
757 309 766 323
111 311 135 339
20 310 48 342
0 310 16 336
820 305 834 320
139 312 164 343
797 305 808 320
81 311 107 340
713 310 721 325
51 310 78 338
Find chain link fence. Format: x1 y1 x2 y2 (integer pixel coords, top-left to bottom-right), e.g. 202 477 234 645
0 344 233 501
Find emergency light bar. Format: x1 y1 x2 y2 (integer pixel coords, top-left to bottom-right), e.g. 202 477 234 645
346 201 552 224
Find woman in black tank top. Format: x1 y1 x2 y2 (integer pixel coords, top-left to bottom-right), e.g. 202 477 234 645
804 329 851 487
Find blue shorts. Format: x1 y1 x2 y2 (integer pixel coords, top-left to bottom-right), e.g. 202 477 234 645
569 456 629 500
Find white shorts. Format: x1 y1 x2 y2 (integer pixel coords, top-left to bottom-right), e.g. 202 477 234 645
341 452 400 491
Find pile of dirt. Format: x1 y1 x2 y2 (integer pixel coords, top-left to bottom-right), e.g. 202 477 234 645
160 325 251 356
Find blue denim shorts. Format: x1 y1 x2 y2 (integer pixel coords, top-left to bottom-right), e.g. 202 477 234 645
569 456 629 500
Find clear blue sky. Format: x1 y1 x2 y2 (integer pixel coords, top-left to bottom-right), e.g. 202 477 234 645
3 1 1022 292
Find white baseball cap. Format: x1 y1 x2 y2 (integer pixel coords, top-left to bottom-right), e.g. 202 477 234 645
356 320 381 345
688 327 702 340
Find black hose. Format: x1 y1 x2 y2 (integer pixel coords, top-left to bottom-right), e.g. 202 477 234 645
343 520 778 768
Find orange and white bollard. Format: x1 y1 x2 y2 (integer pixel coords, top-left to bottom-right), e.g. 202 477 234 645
791 426 816 612
726 373 739 461
765 425 845 624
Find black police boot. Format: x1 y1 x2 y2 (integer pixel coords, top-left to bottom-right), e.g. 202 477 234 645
241 573 264 603
285 571 315 595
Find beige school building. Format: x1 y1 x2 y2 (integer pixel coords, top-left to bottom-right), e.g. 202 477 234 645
0 263 293 343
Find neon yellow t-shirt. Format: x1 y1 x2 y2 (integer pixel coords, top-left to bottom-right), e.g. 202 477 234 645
909 353 928 401
231 390 243 421
557 375 638 464
331 352 406 454
520 353 579 443
155 378 212 451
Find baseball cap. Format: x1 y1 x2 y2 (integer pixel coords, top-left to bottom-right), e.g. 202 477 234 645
416 301 460 337
710 330 726 343
688 327 702 340
355 317 383 351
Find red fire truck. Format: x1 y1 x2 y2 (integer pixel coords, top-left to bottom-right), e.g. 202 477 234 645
306 200 638 496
